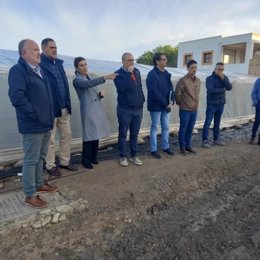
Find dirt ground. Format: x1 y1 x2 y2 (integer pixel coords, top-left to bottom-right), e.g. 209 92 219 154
1 139 260 260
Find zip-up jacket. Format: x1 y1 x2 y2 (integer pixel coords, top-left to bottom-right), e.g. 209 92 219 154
206 72 232 105
114 67 145 110
146 66 175 112
8 57 54 134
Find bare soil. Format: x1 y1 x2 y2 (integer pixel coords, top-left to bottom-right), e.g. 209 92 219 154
1 140 260 260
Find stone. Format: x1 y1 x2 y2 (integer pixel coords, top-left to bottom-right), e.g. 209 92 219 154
59 214 67 222
0 165 4 171
69 200 82 210
0 181 4 189
55 205 74 214
251 231 260 247
39 209 52 216
32 220 42 229
51 213 61 224
41 216 52 227
15 214 36 225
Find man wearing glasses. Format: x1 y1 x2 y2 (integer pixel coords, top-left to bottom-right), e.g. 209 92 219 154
114 53 145 166
201 62 232 148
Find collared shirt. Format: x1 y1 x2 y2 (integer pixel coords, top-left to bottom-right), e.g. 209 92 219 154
27 62 42 78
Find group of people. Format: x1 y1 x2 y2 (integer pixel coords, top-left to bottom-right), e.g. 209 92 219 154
8 38 259 209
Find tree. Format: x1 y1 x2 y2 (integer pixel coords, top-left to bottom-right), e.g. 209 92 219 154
136 45 178 67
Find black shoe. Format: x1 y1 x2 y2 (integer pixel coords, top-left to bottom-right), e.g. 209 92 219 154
83 163 93 169
91 160 99 165
180 148 186 156
163 149 174 155
47 166 61 177
60 163 78 171
185 148 196 154
151 151 161 159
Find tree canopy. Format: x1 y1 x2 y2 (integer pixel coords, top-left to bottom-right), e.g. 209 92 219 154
136 45 178 67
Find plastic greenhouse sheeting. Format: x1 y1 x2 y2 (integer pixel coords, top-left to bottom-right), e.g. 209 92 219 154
0 49 257 151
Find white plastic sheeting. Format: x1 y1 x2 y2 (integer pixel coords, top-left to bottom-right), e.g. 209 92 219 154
0 49 257 151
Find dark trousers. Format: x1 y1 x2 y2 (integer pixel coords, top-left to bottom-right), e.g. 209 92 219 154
251 101 260 139
117 107 143 158
202 104 224 141
82 140 99 166
178 109 197 148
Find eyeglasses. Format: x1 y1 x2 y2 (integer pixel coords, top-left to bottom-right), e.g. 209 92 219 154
216 68 224 71
127 59 134 62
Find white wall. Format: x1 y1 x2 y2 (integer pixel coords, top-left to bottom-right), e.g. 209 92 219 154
221 33 252 74
177 33 258 74
177 36 221 70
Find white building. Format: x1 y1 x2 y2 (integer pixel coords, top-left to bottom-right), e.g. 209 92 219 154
177 32 260 75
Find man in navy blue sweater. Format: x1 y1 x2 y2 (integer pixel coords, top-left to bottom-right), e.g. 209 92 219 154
40 38 78 176
8 39 58 208
202 62 232 148
114 53 145 167
146 53 175 159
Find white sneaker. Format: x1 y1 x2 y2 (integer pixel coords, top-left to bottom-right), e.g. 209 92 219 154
214 139 226 146
201 140 210 148
119 157 128 167
129 157 142 166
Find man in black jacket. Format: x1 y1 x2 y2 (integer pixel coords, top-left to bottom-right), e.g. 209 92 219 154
8 39 58 208
114 53 145 167
201 62 232 148
40 38 78 176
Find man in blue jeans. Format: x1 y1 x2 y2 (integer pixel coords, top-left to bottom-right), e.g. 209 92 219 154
8 39 58 208
114 53 145 166
146 53 175 159
202 62 232 148
175 60 201 156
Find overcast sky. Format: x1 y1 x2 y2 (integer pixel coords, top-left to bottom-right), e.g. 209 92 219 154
1 0 260 61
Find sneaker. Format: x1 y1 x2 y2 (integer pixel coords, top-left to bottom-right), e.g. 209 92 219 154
214 139 226 146
249 137 255 145
130 157 142 166
47 166 61 177
180 147 186 156
201 140 210 148
36 183 59 194
24 195 48 208
120 157 128 167
163 149 174 155
151 151 161 159
60 163 78 171
185 148 196 154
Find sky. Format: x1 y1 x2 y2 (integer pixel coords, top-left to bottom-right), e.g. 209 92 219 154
1 0 260 62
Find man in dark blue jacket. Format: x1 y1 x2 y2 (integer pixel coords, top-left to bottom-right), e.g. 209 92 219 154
146 53 175 159
8 39 58 208
40 38 77 176
202 62 232 148
114 52 145 167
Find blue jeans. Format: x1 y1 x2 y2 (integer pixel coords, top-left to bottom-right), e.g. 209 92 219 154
150 111 170 152
117 107 143 157
251 101 260 138
178 109 197 148
202 104 224 141
22 132 51 197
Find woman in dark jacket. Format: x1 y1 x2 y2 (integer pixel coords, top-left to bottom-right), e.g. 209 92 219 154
73 57 117 169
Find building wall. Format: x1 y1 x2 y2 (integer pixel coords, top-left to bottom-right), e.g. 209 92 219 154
177 36 221 70
177 33 259 74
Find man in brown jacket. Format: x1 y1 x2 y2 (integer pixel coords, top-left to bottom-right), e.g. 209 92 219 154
175 60 201 155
